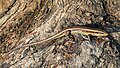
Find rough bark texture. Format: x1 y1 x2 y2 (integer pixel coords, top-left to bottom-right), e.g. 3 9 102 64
0 0 120 68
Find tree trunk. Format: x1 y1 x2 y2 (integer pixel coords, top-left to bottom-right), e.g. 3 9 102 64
0 0 120 68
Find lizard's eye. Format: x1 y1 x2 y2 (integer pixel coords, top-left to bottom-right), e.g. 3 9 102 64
100 33 104 34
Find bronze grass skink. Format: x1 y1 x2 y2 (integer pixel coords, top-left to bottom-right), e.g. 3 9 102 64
6 26 108 55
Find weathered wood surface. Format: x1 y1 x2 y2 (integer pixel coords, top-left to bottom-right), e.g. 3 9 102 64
0 0 120 68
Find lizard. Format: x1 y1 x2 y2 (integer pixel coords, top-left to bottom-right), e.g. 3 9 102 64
6 26 109 55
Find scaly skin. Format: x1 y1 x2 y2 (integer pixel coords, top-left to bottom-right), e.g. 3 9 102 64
6 26 108 55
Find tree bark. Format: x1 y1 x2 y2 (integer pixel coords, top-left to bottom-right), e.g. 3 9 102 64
0 0 120 68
